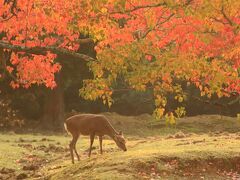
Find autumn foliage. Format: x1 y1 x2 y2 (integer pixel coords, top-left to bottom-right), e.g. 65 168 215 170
0 0 239 118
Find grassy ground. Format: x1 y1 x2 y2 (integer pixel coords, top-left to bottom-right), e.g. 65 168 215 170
1 113 240 179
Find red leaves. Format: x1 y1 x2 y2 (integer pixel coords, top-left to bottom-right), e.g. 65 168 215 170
145 54 152 61
9 52 60 89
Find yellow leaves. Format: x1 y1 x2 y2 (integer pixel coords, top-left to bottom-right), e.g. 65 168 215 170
153 108 165 120
175 107 186 118
223 45 240 61
153 106 186 126
174 94 184 102
215 89 222 98
155 95 167 107
164 0 177 7
102 93 113 107
133 84 147 91
173 84 185 103
161 107 186 127
94 33 105 41
178 96 184 103
75 0 240 120
80 78 114 108
231 72 238 77
90 0 108 12
80 79 106 98
145 10 156 29
200 86 210 97
101 7 108 14
165 112 176 126
91 63 104 78
207 93 212 98
200 91 205 97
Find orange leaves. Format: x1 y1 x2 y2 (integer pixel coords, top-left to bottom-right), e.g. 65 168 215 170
0 0 239 99
9 52 60 89
0 0 92 89
162 73 172 84
111 13 129 20
6 66 13 73
10 81 19 89
91 1 240 98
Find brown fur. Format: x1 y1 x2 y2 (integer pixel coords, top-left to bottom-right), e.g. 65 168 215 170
64 114 127 164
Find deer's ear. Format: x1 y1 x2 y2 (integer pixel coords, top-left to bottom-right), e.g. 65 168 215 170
119 131 123 135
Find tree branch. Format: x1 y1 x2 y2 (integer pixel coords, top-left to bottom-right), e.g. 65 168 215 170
211 17 228 25
221 5 234 26
0 14 15 22
192 95 227 108
75 38 95 45
109 0 193 14
1 0 18 22
0 48 18 81
228 96 240 105
0 41 96 61
110 2 167 14
192 94 240 108
141 13 175 39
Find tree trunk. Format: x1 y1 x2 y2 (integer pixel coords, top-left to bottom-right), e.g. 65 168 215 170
41 72 65 130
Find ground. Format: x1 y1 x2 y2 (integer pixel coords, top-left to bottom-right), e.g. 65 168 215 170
0 113 240 179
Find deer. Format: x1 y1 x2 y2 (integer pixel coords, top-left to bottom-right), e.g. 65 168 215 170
64 114 127 164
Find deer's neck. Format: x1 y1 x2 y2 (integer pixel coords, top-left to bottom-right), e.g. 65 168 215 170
105 119 118 139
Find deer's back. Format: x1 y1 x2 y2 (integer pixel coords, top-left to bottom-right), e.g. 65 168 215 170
65 114 111 136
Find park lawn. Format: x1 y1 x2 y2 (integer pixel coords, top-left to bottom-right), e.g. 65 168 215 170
0 113 240 179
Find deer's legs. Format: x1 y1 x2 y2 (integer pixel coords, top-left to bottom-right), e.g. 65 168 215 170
88 133 95 157
69 139 74 164
73 134 80 161
69 134 79 164
99 135 103 154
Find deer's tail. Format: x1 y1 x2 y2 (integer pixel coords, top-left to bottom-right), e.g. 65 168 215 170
64 122 71 135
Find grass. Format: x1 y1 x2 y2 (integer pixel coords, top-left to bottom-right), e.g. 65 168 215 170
1 113 240 179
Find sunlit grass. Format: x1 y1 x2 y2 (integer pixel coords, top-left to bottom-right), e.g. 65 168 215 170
0 114 240 179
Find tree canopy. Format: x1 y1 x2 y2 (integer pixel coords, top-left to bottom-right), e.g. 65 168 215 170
0 0 239 118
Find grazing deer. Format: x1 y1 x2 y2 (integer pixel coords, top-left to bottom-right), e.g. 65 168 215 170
64 114 127 164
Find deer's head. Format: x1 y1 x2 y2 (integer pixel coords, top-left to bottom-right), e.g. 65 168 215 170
114 131 127 151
